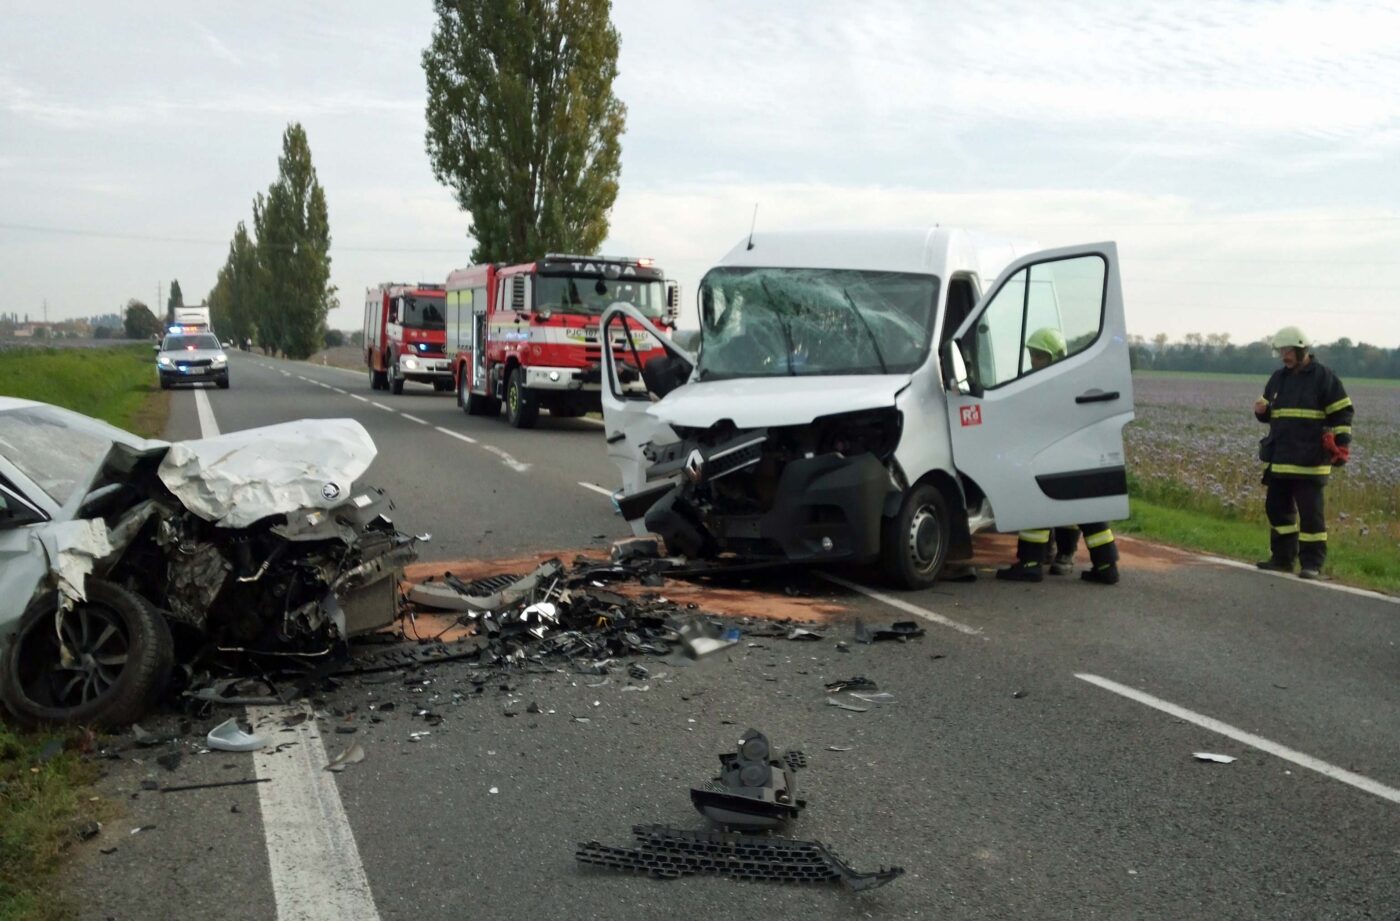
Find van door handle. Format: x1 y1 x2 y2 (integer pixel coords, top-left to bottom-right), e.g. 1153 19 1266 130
1075 389 1120 404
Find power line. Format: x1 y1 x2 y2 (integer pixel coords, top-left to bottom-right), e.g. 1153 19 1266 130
0 220 469 254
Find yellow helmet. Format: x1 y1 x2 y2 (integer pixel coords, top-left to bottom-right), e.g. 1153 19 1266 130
1270 326 1310 350
1026 327 1067 360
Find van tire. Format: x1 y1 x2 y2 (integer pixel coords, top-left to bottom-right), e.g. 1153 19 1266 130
880 484 951 589
505 368 538 428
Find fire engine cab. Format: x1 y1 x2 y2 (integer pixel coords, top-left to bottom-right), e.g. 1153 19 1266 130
363 283 450 394
444 254 678 427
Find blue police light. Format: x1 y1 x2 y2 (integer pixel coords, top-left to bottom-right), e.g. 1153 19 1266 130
417 342 430 352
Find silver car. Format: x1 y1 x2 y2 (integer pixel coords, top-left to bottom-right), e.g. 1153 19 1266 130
0 398 417 727
156 332 229 389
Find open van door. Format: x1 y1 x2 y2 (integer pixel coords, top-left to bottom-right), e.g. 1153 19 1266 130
943 243 1133 533
599 305 695 536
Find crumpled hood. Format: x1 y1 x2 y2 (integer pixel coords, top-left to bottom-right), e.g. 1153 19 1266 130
156 419 376 528
648 375 911 429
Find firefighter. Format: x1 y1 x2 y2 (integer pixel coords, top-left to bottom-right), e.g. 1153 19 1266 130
1253 326 1353 579
996 327 1121 585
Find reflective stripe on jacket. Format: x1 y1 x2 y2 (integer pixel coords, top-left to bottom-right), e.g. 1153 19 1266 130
1255 359 1354 476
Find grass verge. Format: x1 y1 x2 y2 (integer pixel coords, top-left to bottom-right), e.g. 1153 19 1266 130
1 346 166 920
0 345 169 437
0 726 110 921
1120 490 1400 595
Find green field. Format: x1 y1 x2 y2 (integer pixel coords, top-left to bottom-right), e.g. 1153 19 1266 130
1134 369 1400 388
0 345 168 436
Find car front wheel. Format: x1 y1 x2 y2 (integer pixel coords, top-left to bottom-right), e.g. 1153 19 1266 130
0 580 174 729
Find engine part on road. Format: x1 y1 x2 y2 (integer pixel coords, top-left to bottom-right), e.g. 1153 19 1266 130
576 824 904 891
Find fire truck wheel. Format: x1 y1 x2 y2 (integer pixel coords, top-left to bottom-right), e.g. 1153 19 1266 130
505 368 539 428
388 358 405 395
369 366 386 391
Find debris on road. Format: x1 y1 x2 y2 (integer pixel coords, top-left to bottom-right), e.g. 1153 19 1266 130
854 619 926 644
160 778 269 794
576 825 904 891
1192 752 1237 764
206 718 266 753
826 697 869 713
324 741 366 772
689 729 806 830
824 676 877 693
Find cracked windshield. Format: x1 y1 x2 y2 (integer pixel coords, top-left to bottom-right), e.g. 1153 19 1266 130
696 267 938 379
536 276 667 317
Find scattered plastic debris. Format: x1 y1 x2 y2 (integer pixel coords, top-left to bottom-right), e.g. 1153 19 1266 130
690 729 806 830
824 677 877 693
160 778 270 793
826 698 869 713
206 719 266 753
849 691 894 704
1193 752 1237 764
324 742 366 772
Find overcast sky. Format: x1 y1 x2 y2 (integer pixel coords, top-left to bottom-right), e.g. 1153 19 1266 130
3 0 1398 345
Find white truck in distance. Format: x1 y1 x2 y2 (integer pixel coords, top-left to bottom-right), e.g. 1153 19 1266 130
599 228 1135 588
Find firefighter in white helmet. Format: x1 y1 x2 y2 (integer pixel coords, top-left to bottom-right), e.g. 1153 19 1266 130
1252 326 1354 579
996 328 1121 585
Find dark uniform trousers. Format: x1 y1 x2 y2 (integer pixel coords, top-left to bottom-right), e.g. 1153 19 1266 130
1015 524 1119 572
1264 475 1327 570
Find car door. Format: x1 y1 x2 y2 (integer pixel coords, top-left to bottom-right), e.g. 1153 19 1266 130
599 305 695 535
943 243 1133 532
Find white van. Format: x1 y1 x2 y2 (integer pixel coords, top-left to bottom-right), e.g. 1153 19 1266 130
599 228 1134 588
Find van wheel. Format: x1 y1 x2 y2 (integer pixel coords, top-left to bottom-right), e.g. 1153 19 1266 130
505 368 538 428
0 580 174 729
880 484 951 589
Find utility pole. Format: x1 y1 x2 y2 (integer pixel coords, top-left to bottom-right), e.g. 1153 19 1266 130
42 298 48 325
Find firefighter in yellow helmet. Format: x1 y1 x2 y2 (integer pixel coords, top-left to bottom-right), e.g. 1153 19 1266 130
996 328 1121 585
1253 326 1353 579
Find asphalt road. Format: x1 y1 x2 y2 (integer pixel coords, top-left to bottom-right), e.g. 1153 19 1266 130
66 351 1399 921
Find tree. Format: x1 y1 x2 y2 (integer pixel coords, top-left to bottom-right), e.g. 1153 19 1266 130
123 299 161 340
252 123 336 359
423 0 627 263
324 328 346 348
93 325 114 340
208 221 262 346
166 280 184 324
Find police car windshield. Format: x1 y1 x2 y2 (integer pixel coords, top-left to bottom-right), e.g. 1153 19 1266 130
536 277 666 318
400 295 445 330
161 334 221 351
696 267 939 380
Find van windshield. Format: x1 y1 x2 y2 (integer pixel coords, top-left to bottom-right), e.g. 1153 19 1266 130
696 267 939 380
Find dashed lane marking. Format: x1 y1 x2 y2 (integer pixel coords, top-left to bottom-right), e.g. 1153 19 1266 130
350 395 369 403
817 573 983 636
193 387 220 438
400 413 428 425
480 443 531 473
331 388 347 395
577 482 614 498
371 402 395 412
1077 673 1400 806
434 426 477 444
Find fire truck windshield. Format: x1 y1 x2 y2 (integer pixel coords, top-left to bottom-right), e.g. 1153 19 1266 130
536 277 666 318
398 295 445 330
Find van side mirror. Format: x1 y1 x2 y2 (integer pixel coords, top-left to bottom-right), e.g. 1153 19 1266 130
942 341 976 396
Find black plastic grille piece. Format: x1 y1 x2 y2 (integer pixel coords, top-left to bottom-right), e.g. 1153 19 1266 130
784 750 808 771
575 825 903 891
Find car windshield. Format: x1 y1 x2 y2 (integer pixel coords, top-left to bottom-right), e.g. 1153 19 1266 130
400 295 445 330
0 405 143 506
696 267 940 379
162 334 221 351
536 276 666 318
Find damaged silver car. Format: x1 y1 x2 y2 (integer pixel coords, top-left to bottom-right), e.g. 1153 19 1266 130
0 398 417 727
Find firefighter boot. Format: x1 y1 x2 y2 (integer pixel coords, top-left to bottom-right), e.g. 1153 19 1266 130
996 561 1043 583
1049 527 1079 575
1078 525 1120 585
1049 553 1076 576
1080 563 1120 585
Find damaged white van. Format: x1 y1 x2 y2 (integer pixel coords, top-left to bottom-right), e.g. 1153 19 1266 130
600 229 1134 588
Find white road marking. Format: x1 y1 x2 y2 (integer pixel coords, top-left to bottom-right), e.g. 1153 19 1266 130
1194 553 1398 605
577 482 614 498
818 573 983 636
577 416 605 427
400 413 428 425
1076 673 1400 806
371 402 395 412
350 394 369 403
249 706 382 921
193 387 221 438
481 443 531 473
331 388 347 395
434 426 477 444
280 370 292 377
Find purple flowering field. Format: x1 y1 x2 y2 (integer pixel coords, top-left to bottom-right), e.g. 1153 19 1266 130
1126 373 1399 543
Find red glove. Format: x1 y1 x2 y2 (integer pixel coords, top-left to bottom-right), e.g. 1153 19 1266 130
1322 432 1349 466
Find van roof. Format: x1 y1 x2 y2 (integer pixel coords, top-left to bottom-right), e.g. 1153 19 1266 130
715 227 1041 282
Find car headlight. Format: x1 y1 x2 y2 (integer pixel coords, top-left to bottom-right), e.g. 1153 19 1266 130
211 355 227 367
403 357 419 370
157 356 173 367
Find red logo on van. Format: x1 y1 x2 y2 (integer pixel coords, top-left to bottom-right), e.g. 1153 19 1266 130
959 405 982 427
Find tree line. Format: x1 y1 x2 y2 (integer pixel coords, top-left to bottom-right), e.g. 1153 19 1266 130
1130 333 1400 379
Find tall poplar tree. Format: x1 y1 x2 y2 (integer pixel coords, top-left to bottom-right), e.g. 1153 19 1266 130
422 0 626 263
253 123 335 359
208 221 261 345
165 279 184 324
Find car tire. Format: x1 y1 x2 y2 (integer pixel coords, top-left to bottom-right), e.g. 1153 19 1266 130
217 374 230 389
158 375 172 390
504 367 538 428
879 483 951 590
0 580 174 729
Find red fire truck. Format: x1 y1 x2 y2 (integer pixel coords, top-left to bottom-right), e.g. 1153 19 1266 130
363 282 450 394
444 254 678 427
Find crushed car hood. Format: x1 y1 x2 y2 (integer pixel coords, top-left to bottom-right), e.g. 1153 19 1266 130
156 418 376 528
647 375 912 429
